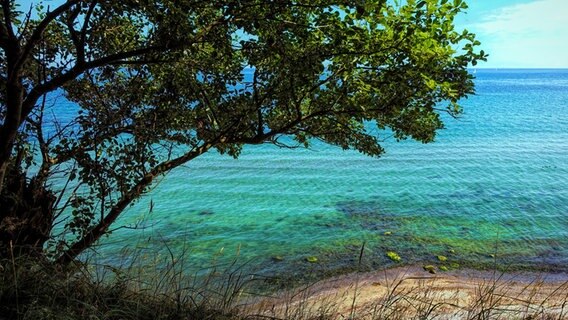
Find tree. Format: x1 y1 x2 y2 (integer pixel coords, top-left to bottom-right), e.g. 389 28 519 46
0 0 486 264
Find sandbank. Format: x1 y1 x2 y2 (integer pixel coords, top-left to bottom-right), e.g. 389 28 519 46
248 266 568 319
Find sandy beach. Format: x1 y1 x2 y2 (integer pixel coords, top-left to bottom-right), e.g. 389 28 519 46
249 266 568 319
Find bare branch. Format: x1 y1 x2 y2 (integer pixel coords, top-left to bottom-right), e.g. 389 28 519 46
16 2 34 41
53 166 82 221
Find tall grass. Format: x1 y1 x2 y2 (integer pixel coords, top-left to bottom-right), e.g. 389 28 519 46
1 246 567 319
0 245 258 320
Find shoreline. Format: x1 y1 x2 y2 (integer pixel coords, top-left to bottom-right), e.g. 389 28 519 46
248 265 568 319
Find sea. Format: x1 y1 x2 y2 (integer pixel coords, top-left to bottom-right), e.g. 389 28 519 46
73 69 568 279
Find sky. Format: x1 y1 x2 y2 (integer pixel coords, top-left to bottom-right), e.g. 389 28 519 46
15 0 568 68
456 0 568 68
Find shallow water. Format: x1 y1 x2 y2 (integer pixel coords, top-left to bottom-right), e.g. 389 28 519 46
92 69 568 277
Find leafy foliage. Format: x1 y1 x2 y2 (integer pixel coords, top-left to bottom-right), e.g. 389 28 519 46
0 0 485 262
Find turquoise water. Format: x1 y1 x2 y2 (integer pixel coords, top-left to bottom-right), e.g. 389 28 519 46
93 69 568 277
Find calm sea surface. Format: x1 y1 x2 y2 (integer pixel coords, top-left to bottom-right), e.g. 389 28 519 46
91 69 568 277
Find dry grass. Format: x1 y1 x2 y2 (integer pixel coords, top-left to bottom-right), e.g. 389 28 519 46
1 253 567 319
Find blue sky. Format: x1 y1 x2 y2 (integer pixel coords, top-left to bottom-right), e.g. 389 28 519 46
15 0 568 68
456 0 568 68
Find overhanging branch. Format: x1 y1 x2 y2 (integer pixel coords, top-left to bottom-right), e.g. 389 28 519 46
55 141 214 265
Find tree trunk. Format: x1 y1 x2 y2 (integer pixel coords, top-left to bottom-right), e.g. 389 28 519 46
0 89 23 195
0 164 56 259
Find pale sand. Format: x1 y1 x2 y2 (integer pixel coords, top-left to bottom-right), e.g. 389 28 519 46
246 266 568 319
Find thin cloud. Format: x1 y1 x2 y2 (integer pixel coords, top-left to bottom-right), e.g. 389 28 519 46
477 0 565 35
472 0 568 68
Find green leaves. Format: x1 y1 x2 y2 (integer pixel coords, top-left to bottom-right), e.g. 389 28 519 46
1 0 484 259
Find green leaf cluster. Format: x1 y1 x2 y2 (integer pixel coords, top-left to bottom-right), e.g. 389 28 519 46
0 0 485 260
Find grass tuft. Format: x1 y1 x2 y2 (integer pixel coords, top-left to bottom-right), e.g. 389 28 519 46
1 253 567 319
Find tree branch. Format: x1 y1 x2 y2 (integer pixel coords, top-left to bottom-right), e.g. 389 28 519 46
0 23 8 49
252 68 264 136
21 45 169 119
21 13 229 127
55 108 253 265
16 3 34 41
65 5 84 64
29 92 51 184
1 0 16 40
55 142 214 265
80 1 97 45
13 0 82 78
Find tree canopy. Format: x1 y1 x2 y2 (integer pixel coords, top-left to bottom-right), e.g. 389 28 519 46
0 0 486 264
